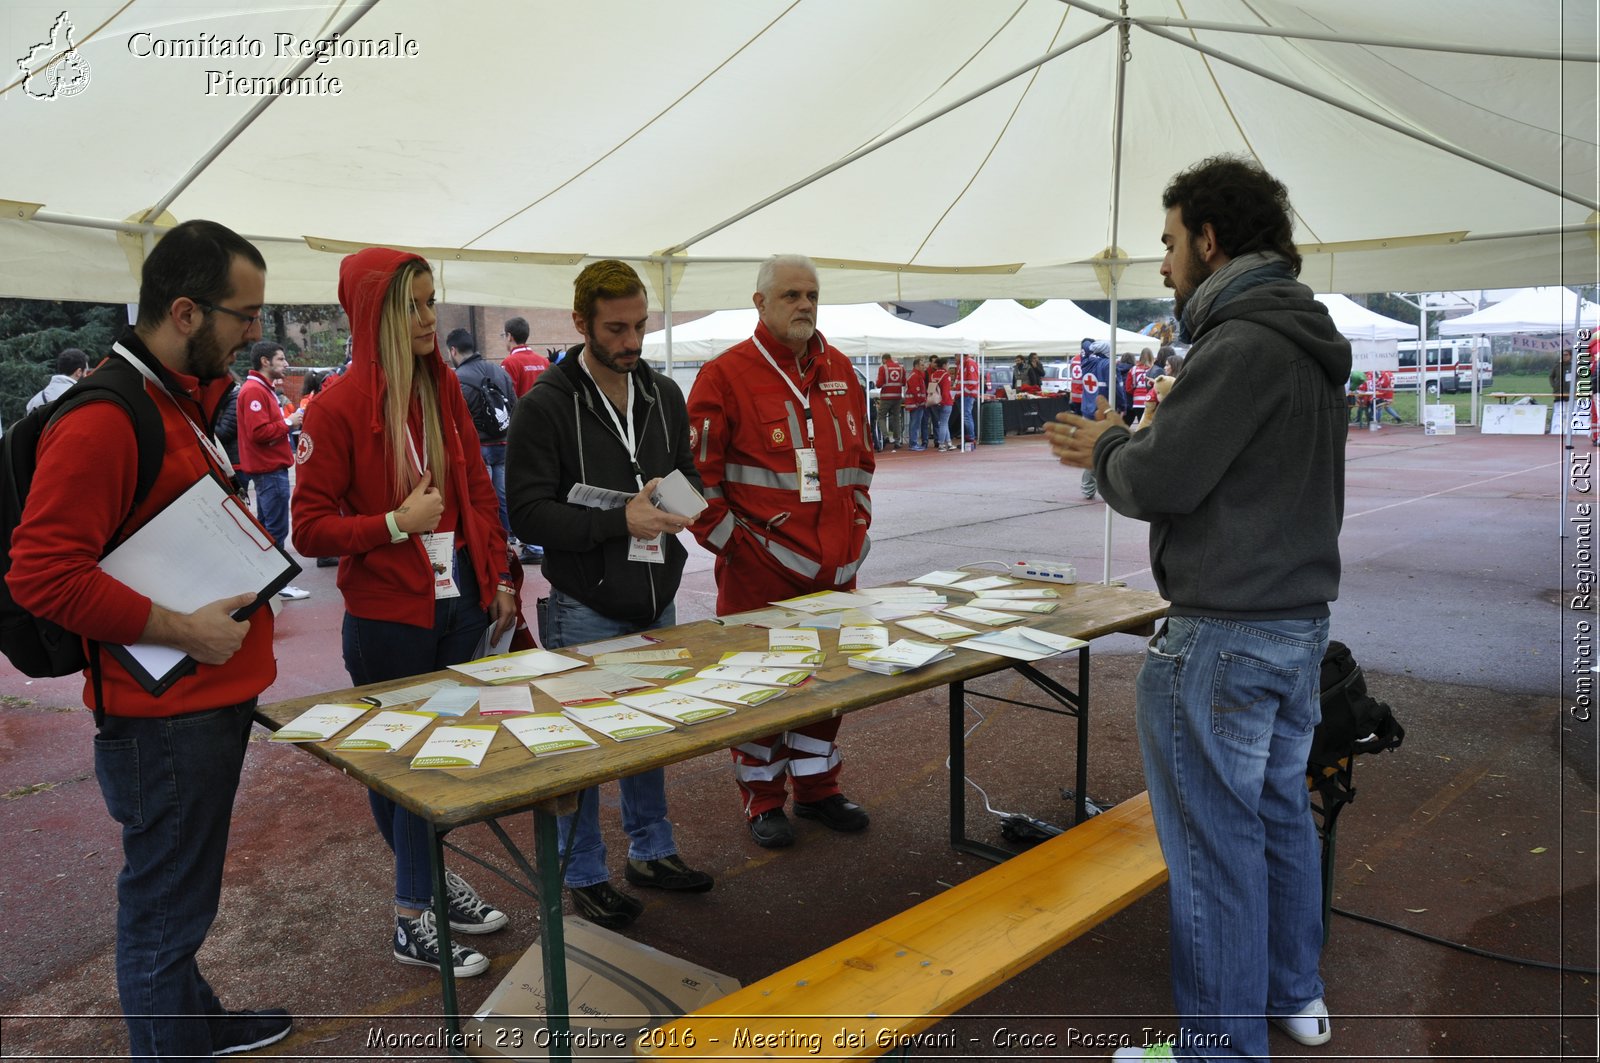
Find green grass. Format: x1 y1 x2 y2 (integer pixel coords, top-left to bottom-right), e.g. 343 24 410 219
1381 371 1549 425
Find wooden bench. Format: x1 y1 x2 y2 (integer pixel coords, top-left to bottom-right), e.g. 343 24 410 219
636 792 1165 1060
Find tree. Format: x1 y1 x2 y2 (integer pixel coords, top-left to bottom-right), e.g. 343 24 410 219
0 298 123 426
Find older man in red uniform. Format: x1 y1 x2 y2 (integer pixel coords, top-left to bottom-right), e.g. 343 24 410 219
688 254 874 848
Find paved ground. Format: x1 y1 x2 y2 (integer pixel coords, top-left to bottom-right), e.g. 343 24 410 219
2 425 1595 1061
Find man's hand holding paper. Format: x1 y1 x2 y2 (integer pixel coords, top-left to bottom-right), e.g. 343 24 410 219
626 477 692 539
142 592 256 666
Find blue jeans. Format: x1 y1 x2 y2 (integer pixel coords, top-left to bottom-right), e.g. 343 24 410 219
242 467 289 545
94 700 257 1061
540 587 678 888
1136 615 1329 1061
961 395 977 441
342 553 486 908
908 405 927 447
933 405 953 447
481 443 510 533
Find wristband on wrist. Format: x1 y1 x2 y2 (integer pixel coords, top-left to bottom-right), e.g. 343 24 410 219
385 510 408 543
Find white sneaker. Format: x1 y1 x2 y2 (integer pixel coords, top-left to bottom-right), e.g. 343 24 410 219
1272 997 1332 1045
278 585 311 601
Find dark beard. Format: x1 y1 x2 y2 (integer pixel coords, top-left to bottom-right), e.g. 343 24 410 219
1171 245 1214 320
587 338 640 375
183 318 233 381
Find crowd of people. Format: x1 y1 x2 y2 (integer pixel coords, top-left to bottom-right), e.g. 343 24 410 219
8 156 1371 1062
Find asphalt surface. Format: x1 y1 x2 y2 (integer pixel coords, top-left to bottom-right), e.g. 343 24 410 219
2 424 1595 1061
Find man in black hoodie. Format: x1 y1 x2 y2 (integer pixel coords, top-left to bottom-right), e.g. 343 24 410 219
1050 157 1350 1061
505 259 713 931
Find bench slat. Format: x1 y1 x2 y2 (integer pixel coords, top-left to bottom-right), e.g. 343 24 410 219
638 792 1165 1059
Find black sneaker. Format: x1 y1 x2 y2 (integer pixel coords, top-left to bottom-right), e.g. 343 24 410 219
393 910 489 977
570 881 644 930
794 795 870 833
210 1007 291 1056
445 869 508 934
315 556 338 567
748 808 795 848
624 854 714 892
519 545 544 564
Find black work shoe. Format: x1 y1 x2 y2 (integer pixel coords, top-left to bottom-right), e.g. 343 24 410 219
794 795 870 832
210 1007 292 1056
570 881 644 930
748 808 795 848
624 854 714 892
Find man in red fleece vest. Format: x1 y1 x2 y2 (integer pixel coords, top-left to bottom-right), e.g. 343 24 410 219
7 220 291 1059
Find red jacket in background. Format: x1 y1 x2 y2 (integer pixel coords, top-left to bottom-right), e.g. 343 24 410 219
290 248 509 628
1069 352 1085 403
7 337 276 717
876 359 905 399
1129 365 1154 408
501 345 552 398
904 367 928 406
928 367 955 406
960 356 981 398
687 322 874 610
236 369 293 473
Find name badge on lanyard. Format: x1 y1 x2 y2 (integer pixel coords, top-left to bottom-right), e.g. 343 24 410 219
582 359 666 563
406 425 460 598
755 336 823 505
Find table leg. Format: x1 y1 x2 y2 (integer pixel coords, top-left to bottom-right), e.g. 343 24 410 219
948 678 967 853
427 828 461 1036
533 807 573 1062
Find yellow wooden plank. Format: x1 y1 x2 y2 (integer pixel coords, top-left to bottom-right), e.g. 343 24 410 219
639 793 1166 1060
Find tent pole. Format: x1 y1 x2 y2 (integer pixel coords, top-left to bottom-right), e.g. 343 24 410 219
1097 5 1134 586
663 262 674 376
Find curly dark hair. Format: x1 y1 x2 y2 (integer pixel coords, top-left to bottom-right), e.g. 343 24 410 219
1162 156 1301 276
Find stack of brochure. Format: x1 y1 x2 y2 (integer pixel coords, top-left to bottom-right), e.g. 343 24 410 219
410 724 499 769
847 639 954 675
503 713 601 757
447 649 584 684
616 689 736 725
562 702 676 742
955 627 1087 661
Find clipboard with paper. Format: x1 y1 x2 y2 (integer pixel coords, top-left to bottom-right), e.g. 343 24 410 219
97 473 301 695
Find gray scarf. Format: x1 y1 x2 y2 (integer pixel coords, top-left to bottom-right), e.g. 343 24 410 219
1179 250 1294 342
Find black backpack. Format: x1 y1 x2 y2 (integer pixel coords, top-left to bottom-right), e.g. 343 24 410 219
466 372 513 440
0 357 165 677
1309 641 1405 806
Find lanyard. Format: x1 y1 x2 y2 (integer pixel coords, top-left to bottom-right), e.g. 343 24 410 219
580 356 644 488
113 342 232 475
753 334 815 442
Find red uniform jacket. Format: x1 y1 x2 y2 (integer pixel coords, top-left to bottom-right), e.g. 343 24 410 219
235 369 293 473
688 322 874 594
960 356 981 398
501 346 552 398
290 248 509 628
928 367 955 407
876 360 905 399
8 337 277 717
905 368 928 406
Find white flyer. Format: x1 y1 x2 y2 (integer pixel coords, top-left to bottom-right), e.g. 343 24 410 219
335 709 434 752
270 703 367 743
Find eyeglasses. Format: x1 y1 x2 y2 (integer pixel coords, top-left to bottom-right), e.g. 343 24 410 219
192 299 261 327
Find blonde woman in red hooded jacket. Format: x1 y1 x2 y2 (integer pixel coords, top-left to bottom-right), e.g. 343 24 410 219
291 248 516 979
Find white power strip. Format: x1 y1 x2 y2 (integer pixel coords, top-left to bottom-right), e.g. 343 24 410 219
1014 560 1077 584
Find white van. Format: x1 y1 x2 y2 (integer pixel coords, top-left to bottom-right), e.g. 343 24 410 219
1394 339 1492 394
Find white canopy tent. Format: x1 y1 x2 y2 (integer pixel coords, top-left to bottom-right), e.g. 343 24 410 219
641 303 964 362
1314 293 1413 372
935 299 1149 357
1438 286 1600 337
0 1 1593 314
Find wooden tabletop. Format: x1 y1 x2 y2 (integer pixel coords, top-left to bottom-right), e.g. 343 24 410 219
254 581 1167 831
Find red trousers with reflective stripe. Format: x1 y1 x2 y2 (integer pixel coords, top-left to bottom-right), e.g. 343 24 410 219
717 539 849 818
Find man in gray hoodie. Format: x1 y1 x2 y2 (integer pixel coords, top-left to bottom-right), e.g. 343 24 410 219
1049 156 1350 1062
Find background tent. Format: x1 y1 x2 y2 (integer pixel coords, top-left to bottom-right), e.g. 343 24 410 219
0 1 1593 312
641 303 963 362
935 299 1149 357
1438 286 1600 336
1026 301 1153 355
1315 293 1414 372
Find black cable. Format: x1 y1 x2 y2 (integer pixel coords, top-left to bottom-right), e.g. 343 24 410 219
1332 905 1600 976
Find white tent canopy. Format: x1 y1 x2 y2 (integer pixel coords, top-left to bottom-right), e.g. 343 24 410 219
1315 293 1412 373
0 2 1593 310
1438 286 1600 336
642 303 964 362
936 299 1148 357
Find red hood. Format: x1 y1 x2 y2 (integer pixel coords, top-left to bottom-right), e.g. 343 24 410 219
337 247 444 430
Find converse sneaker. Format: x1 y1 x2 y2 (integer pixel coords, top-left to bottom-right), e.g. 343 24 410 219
569 881 644 930
624 854 714 892
210 1007 292 1056
393 910 489 977
1272 997 1332 1045
445 869 508 934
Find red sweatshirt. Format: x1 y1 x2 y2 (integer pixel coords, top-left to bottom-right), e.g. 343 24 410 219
7 338 277 717
501 346 552 398
289 248 510 628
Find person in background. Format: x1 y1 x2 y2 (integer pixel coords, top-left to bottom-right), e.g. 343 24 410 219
927 355 955 451
500 316 552 398
445 328 517 537
1025 352 1045 389
26 348 89 412
291 247 516 980
1127 349 1155 424
875 352 905 451
237 341 311 600
905 355 929 450
1050 155 1348 1061
958 351 981 448
1077 340 1112 498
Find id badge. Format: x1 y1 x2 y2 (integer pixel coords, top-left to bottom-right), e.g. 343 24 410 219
628 533 666 564
422 532 461 599
796 448 822 503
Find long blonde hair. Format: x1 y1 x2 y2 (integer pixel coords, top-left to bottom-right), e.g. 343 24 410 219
378 261 448 503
